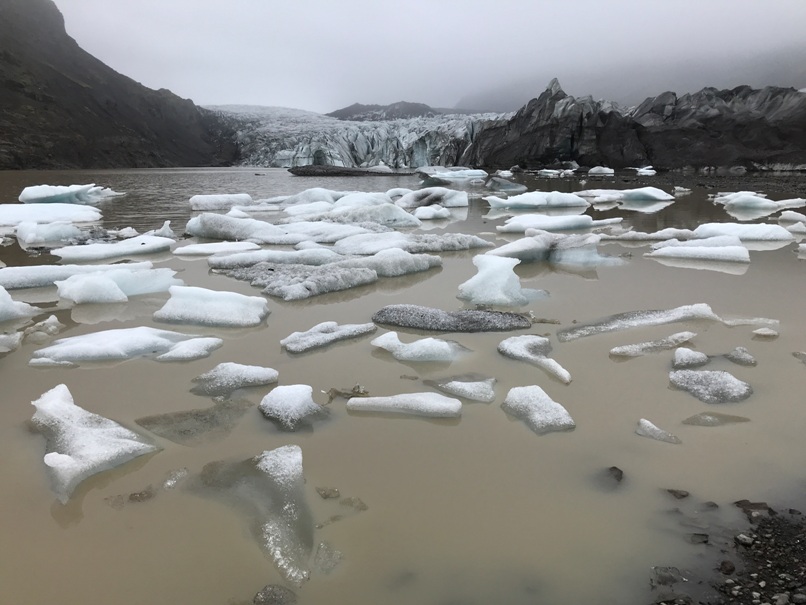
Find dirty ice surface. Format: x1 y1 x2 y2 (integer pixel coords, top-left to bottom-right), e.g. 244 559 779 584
669 370 753 404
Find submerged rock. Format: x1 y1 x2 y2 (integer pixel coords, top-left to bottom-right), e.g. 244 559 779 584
669 370 753 404
372 304 531 332
501 385 575 435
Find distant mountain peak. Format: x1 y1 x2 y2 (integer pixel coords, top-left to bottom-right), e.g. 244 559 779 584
326 100 441 121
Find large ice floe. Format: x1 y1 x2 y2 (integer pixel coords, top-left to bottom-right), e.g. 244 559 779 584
153 285 270 328
0 203 102 227
51 234 175 262
190 446 314 585
31 384 159 503
371 331 468 363
332 232 492 255
0 285 39 323
691 222 795 242
501 385 575 435
483 191 590 209
30 326 223 367
0 261 156 290
258 384 327 430
457 255 547 306
346 392 462 417
577 186 674 202
669 369 753 403
191 362 279 397
609 331 697 358
557 303 721 342
423 373 497 403
55 267 183 304
280 321 377 354
497 335 572 384
18 184 123 205
496 214 622 233
372 304 532 332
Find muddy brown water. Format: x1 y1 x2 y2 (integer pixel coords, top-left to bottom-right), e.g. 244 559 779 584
2 168 806 604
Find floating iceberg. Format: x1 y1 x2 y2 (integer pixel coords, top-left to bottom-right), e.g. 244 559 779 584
173 241 261 256
23 315 65 344
673 347 710 369
207 247 342 270
646 245 750 264
497 335 572 383
0 261 153 290
628 166 657 176
395 187 469 209
222 263 377 300
371 331 468 362
457 255 546 307
0 285 39 323
413 204 451 220
635 419 681 444
333 249 442 278
30 326 223 367
280 321 376 354
0 331 23 353
487 231 622 267
600 228 695 242
189 193 254 210
153 285 270 327
779 210 806 223
15 221 83 247
259 385 326 430
424 373 496 403
587 166 615 176
501 385 575 435
31 384 158 503
0 203 102 227
669 369 753 403
372 304 532 332
496 214 622 233
51 234 175 262
577 187 673 201
557 303 721 342
55 267 182 304
484 191 589 209
609 332 697 357
346 392 462 417
19 184 123 205
333 232 492 255
692 223 795 241
191 362 279 397
185 213 302 245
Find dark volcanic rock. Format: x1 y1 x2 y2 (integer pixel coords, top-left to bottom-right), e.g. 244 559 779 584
0 0 238 169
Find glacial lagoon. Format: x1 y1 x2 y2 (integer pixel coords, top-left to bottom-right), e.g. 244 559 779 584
2 167 806 604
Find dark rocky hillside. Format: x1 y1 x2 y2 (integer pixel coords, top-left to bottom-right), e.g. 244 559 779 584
326 101 441 121
0 0 239 169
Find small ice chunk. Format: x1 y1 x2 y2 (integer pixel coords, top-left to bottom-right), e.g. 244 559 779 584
280 321 376 354
501 385 575 435
259 385 326 430
0 331 23 353
587 166 615 176
55 267 182 304
669 369 753 403
424 373 496 403
0 203 102 226
23 314 65 344
19 184 122 205
51 234 175 262
0 261 153 290
31 384 158 503
725 346 757 366
189 193 254 210
752 327 778 339
673 347 710 369
578 186 672 201
609 331 696 357
673 186 692 195
413 204 451 220
635 419 681 444
779 210 806 223
174 241 261 256
192 362 279 397
497 335 571 384
0 285 39 322
346 392 462 417
30 326 223 366
15 221 83 247
457 255 546 306
395 187 469 208
371 331 468 362
372 304 531 332
146 221 176 239
682 412 750 427
153 285 270 328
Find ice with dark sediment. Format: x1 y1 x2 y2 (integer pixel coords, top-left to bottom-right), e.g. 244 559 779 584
153 285 270 328
19 184 123 205
496 214 622 233
51 234 175 262
424 373 496 403
725 346 757 366
372 303 532 332
457 255 547 307
135 399 254 446
371 331 469 362
208 248 343 269
0 261 154 290
484 191 590 209
221 263 378 300
31 384 159 503
0 285 39 323
346 392 462 417
395 187 469 208
191 362 279 397
15 221 84 247
55 267 182 304
673 347 710 369
635 418 681 444
682 412 750 427
669 369 753 403
497 335 572 383
30 326 223 367
189 193 254 210
174 241 261 256
190 446 314 586
557 303 721 342
280 321 377 354
333 231 492 255
609 331 697 358
259 385 327 430
0 203 102 227
501 385 575 435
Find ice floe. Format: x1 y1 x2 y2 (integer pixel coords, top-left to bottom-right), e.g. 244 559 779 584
484 191 589 209
413 204 451 220
497 335 572 383
669 369 753 403
23 315 65 344
30 326 223 367
208 247 342 269
280 321 376 354
725 346 757 366
0 203 102 227
346 392 462 417
646 244 750 264
577 187 673 202
0 285 39 323
191 362 279 397
185 213 304 245
55 267 182 304
423 373 496 403
752 327 778 339
501 385 575 435
327 249 442 277
51 234 175 262
587 166 615 176
372 304 532 332
284 203 421 229
19 184 123 205
673 347 710 369
609 332 697 357
457 255 547 306
496 214 622 233
0 331 23 353
635 419 681 444
189 193 254 210
173 241 261 256
31 384 158 503
153 285 270 327
371 331 468 362
259 385 326 430
0 261 153 289
332 232 492 255
221 263 377 300
487 231 623 267
15 221 83 247
692 222 795 242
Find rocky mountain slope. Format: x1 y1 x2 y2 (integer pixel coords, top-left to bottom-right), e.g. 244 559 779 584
0 0 238 169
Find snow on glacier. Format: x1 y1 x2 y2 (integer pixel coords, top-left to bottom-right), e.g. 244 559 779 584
51 234 175 262
191 362 279 396
31 384 158 503
153 285 270 327
371 331 468 362
259 385 326 430
497 335 572 384
30 326 223 367
609 331 696 358
0 261 154 290
19 184 123 205
280 321 377 354
457 255 546 306
346 392 462 418
55 267 182 304
501 385 575 435
0 285 40 323
0 203 102 227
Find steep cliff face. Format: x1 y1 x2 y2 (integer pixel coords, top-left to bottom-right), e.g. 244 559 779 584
0 0 238 169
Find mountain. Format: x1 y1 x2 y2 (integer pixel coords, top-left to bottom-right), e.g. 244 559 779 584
326 101 439 121
0 0 238 169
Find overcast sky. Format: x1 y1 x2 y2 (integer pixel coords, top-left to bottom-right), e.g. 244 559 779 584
55 0 806 113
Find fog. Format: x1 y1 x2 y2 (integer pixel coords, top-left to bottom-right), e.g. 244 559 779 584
55 0 806 113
